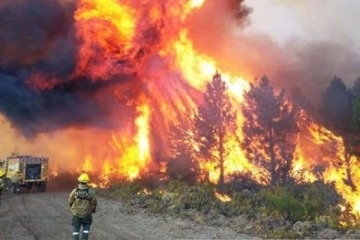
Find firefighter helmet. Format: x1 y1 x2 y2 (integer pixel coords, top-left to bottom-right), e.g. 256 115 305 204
0 169 4 177
78 173 90 183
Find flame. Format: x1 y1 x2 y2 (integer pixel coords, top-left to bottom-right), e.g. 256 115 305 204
188 0 205 9
4 0 359 224
110 101 151 180
215 191 232 202
138 188 152 195
99 160 112 188
299 118 360 217
81 155 93 173
74 0 138 79
51 166 58 177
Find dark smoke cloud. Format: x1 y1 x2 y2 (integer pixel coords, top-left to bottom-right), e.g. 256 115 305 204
0 73 129 137
0 0 138 137
0 0 76 69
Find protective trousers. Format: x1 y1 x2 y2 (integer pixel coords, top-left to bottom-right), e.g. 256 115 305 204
72 215 92 240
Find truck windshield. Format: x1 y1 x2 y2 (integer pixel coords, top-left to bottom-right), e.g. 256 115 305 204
25 164 42 180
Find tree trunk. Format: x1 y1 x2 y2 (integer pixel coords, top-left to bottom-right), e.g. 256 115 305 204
219 130 225 186
269 127 277 186
344 150 356 191
343 134 356 191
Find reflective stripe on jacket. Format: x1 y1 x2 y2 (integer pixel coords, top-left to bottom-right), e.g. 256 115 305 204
0 177 5 190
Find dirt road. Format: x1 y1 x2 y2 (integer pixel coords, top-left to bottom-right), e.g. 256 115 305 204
0 191 256 240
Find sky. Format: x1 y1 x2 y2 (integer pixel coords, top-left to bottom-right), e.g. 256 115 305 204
245 0 360 52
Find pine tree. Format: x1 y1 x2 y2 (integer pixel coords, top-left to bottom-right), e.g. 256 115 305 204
167 111 199 184
351 78 360 133
320 76 353 134
351 77 360 96
241 76 299 186
320 76 356 190
194 72 237 185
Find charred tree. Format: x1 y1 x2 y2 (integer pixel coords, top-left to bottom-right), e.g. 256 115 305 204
241 76 299 186
194 72 237 185
320 76 356 190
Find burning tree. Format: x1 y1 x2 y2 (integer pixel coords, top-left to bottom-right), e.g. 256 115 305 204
167 110 199 184
194 72 237 185
319 76 356 190
241 76 299 186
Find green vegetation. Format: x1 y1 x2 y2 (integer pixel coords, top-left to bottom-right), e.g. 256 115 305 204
99 178 350 238
256 182 341 224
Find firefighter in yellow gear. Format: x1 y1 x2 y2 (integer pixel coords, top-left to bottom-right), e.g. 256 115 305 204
69 173 97 240
10 170 21 193
0 169 5 207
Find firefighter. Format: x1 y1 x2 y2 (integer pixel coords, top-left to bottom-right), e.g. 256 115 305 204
10 170 21 193
0 169 5 207
69 173 97 240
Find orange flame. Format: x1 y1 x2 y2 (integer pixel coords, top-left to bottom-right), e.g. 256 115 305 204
215 191 232 202
74 0 137 79
35 0 360 223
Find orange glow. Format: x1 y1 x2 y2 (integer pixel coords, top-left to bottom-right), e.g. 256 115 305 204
188 0 205 9
81 155 93 173
99 160 111 188
112 101 151 180
138 188 151 195
74 0 137 79
51 166 58 177
75 0 136 40
300 117 360 217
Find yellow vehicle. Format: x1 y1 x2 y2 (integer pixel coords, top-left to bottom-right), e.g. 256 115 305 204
0 155 49 192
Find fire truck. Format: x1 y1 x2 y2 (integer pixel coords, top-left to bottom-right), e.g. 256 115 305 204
0 155 49 192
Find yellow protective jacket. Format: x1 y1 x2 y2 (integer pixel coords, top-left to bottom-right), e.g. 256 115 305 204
11 173 21 183
69 183 97 218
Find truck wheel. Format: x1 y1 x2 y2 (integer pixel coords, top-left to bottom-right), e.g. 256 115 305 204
26 182 34 191
37 183 47 192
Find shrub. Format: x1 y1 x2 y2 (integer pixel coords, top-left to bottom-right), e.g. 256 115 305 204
216 191 255 217
106 181 143 201
257 186 307 222
48 171 78 191
256 182 342 223
223 172 262 192
161 180 215 213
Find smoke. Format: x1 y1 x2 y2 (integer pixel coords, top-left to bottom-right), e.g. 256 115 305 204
187 0 360 107
1 0 357 140
246 0 360 105
0 0 76 70
0 0 141 137
0 0 244 140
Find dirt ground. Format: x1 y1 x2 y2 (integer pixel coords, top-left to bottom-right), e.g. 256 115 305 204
0 190 257 240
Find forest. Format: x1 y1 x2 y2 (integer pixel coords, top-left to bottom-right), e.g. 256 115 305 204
52 72 360 239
